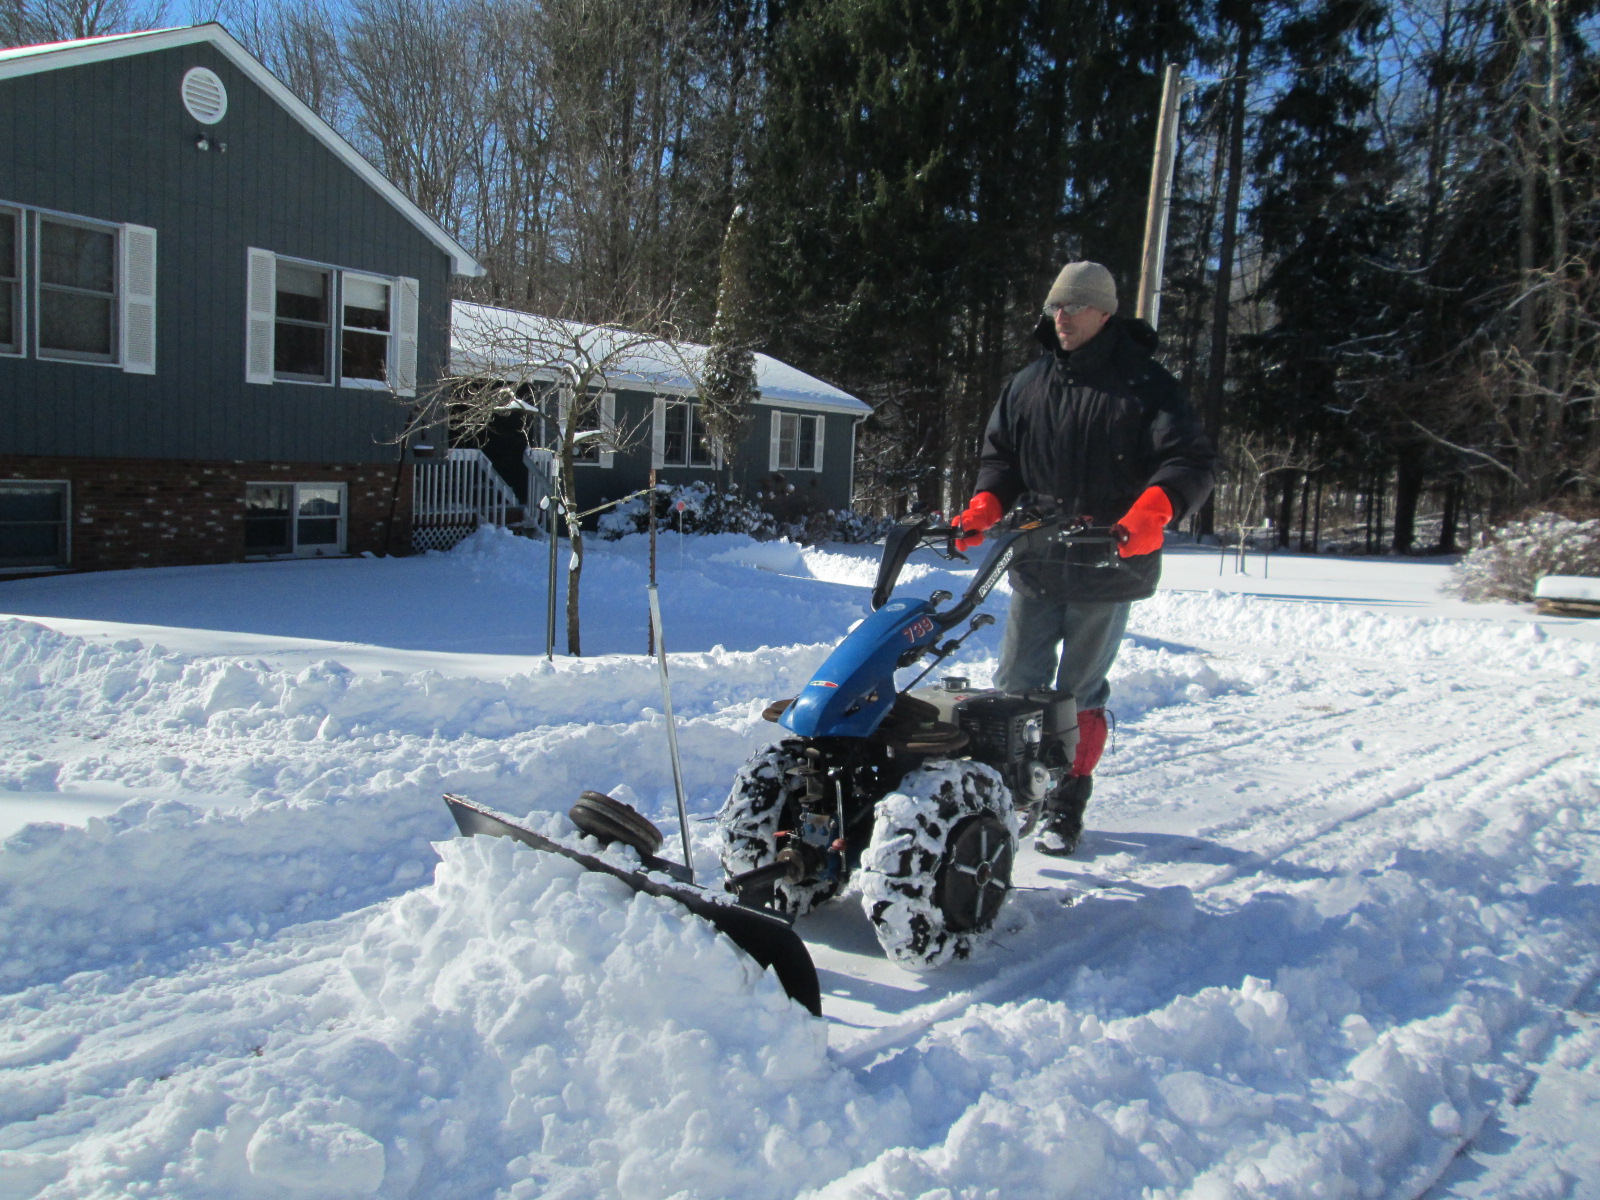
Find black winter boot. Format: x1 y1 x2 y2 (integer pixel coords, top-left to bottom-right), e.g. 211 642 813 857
1035 775 1093 857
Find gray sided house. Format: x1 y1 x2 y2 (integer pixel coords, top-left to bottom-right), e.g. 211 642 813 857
0 25 481 575
448 302 870 528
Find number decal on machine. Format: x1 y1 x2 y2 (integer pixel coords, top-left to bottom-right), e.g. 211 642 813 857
903 616 935 644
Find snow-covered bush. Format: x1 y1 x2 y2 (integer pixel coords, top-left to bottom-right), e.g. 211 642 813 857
597 480 892 545
598 481 774 540
1449 512 1600 602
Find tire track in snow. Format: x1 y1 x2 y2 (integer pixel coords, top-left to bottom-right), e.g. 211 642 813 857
829 666 1596 1067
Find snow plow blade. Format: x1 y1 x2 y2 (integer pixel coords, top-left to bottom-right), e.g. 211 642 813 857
443 794 822 1017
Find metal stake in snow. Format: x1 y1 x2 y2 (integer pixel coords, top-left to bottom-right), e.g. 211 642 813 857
647 583 694 882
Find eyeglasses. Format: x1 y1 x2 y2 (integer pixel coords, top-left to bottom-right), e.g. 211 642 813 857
1045 302 1092 318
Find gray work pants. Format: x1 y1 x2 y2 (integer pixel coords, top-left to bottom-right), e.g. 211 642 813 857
993 591 1131 708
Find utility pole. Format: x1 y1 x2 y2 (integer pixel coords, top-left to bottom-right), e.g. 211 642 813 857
1136 64 1188 330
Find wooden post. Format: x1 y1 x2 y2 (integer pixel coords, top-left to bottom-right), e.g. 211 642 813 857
1136 64 1186 330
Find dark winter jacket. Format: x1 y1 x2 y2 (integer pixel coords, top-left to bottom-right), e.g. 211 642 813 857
973 315 1216 602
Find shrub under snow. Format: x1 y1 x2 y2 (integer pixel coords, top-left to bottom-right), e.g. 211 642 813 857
1449 512 1600 602
598 480 893 545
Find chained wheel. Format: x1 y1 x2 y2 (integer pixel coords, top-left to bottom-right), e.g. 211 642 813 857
859 759 1018 968
716 741 843 916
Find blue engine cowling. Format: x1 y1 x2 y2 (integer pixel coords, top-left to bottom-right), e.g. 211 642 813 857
779 597 943 740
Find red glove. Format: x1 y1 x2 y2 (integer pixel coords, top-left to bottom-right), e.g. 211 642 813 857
1113 486 1173 557
953 492 1004 551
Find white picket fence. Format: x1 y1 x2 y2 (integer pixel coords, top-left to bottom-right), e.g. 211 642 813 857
411 448 521 551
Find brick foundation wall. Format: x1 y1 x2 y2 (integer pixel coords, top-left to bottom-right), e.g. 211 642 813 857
0 455 414 573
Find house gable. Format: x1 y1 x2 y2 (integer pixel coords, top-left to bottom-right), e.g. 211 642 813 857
0 32 465 466
0 25 479 277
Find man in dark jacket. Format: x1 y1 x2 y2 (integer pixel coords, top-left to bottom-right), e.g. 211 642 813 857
953 261 1215 855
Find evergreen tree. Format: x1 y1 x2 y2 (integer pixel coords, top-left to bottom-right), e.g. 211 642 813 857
749 0 1199 512
700 204 761 471
1235 0 1402 534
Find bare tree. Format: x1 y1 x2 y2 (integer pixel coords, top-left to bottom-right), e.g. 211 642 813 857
3 0 166 44
340 0 493 235
1214 432 1315 565
425 302 689 655
219 0 346 122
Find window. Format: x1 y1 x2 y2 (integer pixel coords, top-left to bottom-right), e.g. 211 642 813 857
560 389 616 468
0 207 18 356
770 411 824 472
272 262 332 382
665 400 714 467
0 200 156 372
0 481 69 569
651 397 716 469
341 275 391 385
246 249 417 394
244 482 347 557
37 216 117 363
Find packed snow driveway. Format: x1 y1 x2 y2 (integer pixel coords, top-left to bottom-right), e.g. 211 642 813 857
0 536 1597 1199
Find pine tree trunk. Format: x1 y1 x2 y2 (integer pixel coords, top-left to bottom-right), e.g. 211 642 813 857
1392 455 1424 553
1199 16 1255 537
1439 475 1461 554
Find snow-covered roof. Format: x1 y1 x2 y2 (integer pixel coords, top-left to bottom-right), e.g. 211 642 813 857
0 26 484 278
451 301 870 416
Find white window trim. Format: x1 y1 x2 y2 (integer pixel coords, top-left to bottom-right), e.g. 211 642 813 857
247 248 415 394
652 396 718 469
0 201 156 373
0 478 71 571
561 387 616 469
32 209 117 368
0 203 23 360
768 410 825 473
34 211 118 366
338 270 393 390
243 480 349 558
268 256 335 386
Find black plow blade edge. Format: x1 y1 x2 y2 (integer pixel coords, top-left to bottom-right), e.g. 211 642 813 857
443 795 822 1017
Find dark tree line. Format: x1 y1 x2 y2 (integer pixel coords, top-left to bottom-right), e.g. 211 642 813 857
9 0 1598 548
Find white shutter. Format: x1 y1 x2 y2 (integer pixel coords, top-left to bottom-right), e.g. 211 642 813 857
245 248 276 384
651 396 666 468
557 387 575 446
394 276 419 396
768 410 782 471
599 391 616 469
811 414 825 472
119 223 157 374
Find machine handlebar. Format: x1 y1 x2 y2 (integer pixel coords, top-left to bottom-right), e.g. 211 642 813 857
869 511 1128 620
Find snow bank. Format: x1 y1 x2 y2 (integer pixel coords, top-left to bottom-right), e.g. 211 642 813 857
0 833 908 1199
0 618 824 989
1137 590 1600 679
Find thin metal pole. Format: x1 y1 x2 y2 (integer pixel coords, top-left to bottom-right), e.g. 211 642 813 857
647 583 693 881
647 469 658 655
546 497 558 661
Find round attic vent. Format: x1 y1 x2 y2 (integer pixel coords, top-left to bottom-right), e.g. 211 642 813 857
181 67 228 124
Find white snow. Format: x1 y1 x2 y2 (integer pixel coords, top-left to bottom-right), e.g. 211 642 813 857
1536 575 1600 603
1 530 1597 1199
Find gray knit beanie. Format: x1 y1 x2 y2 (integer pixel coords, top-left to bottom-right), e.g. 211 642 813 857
1044 261 1118 316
